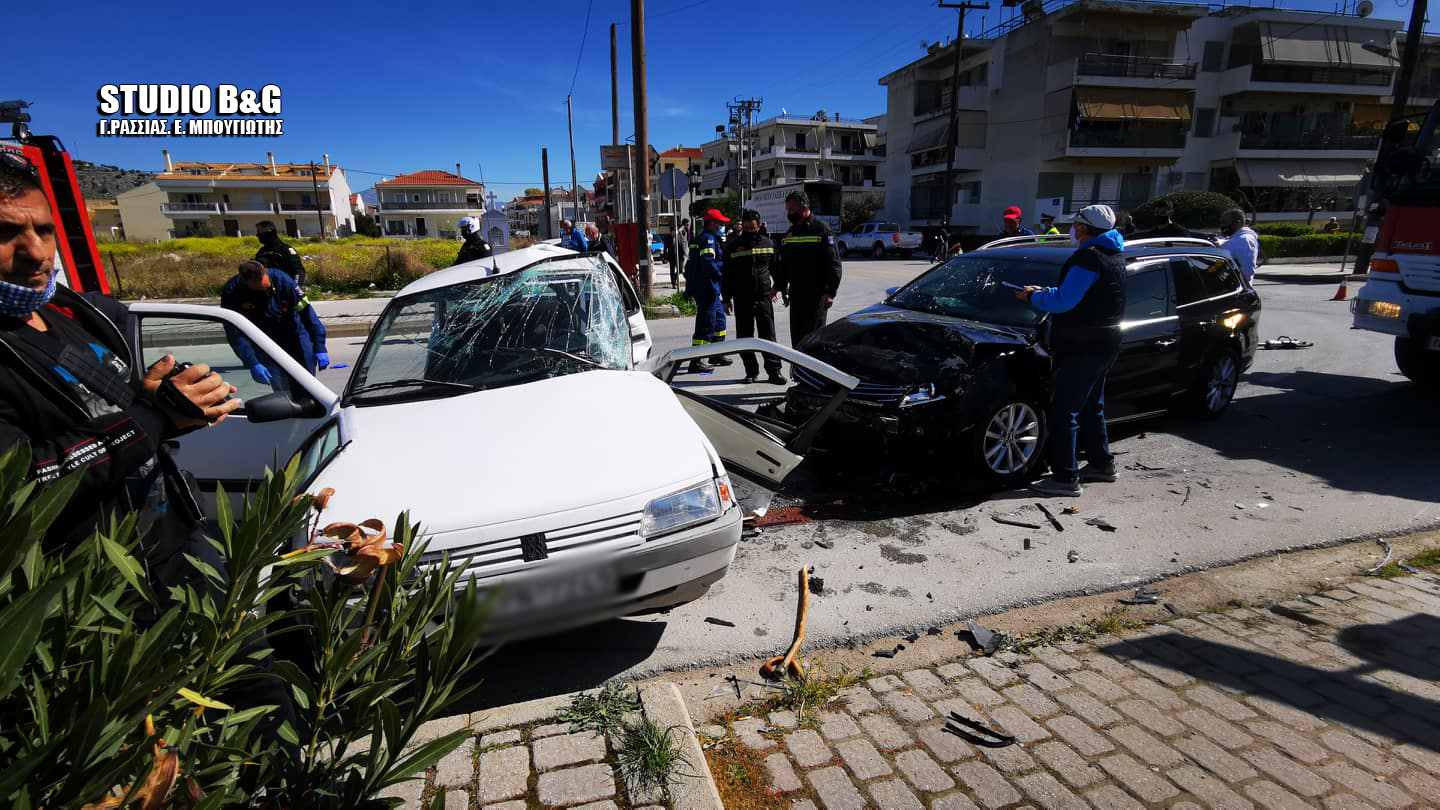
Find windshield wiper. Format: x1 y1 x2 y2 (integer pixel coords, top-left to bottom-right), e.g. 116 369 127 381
352 378 482 397
487 346 603 368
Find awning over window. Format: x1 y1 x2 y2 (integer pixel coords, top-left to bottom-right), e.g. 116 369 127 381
863 132 879 149
1260 21 1395 68
1235 159 1367 187
1075 87 1192 121
907 118 951 153
699 170 732 193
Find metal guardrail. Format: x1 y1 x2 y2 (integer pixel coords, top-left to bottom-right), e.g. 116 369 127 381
1077 53 1197 80
1069 130 1186 149
161 202 220 213
1238 133 1381 150
1250 64 1392 87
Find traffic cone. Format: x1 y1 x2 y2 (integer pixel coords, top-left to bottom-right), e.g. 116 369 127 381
1330 275 1348 301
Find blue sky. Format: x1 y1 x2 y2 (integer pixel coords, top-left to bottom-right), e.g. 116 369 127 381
9 0 1423 201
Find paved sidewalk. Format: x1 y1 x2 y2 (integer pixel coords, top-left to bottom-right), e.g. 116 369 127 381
704 574 1440 809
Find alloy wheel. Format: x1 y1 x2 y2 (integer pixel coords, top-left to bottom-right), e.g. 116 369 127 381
982 402 1041 475
1207 354 1239 413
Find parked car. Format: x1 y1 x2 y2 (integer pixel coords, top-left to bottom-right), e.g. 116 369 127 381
837 221 924 259
782 237 1260 483
129 244 855 637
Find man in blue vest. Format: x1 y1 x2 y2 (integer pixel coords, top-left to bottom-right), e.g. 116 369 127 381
684 209 733 373
221 260 329 388
1016 204 1127 497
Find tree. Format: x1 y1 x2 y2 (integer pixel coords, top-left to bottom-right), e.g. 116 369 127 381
1133 191 1243 229
841 192 885 234
523 187 543 197
354 211 381 238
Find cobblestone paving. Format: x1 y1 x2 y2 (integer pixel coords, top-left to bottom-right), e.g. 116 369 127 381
713 575 1440 808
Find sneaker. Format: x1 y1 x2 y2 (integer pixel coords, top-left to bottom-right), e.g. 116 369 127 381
766 373 789 385
1078 462 1118 483
711 355 734 366
689 360 714 374
1031 477 1083 497
742 375 758 384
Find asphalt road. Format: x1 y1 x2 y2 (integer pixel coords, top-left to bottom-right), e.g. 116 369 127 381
307 258 1439 707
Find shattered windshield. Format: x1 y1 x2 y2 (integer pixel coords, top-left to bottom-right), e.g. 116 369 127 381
889 255 1062 328
348 254 631 403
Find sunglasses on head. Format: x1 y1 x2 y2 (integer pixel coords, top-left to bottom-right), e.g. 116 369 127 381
0 150 40 180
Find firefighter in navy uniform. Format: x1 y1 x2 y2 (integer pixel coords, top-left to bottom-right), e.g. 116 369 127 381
254 220 307 287
684 209 733 373
723 209 785 384
774 190 842 347
220 260 329 388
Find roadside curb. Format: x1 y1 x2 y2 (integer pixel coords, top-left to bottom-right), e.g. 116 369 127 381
640 682 725 810
1254 269 1365 283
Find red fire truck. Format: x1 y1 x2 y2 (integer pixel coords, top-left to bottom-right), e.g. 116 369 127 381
1350 100 1440 385
0 101 110 294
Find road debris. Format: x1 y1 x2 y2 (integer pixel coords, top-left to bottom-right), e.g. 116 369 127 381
1125 461 1166 471
1182 485 1192 506
807 574 826 595
1084 517 1117 532
1034 502 1065 532
904 632 920 643
760 567 810 680
1061 506 1079 515
1067 550 1080 563
1120 586 1161 605
1023 538 1032 550
927 626 943 636
992 514 1042 530
815 538 834 550
704 617 736 628
1233 502 1246 510
872 648 897 659
1362 538 1395 576
944 711 1017 748
1163 603 1187 617
1260 336 1313 350
963 618 1004 655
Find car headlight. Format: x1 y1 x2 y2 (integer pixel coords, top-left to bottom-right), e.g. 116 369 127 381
642 480 725 538
899 382 945 408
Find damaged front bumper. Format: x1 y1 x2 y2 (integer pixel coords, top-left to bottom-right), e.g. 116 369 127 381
783 387 962 454
471 506 742 642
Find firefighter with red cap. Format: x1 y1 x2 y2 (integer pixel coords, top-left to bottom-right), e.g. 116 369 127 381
1001 205 1035 238
684 209 734 373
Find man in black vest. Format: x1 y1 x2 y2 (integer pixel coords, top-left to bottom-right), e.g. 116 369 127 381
1016 204 1127 497
723 209 785 385
774 190 841 347
255 220 307 287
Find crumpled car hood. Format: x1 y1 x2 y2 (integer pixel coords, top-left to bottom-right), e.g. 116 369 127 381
800 304 1033 386
313 370 714 534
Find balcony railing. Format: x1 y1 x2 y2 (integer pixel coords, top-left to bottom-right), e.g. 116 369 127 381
278 202 322 211
376 200 480 210
161 202 220 214
1250 64 1392 87
1077 53 1197 80
222 202 276 213
1069 129 1187 149
1238 132 1381 150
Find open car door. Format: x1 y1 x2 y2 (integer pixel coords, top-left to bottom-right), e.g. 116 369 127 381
127 303 340 518
643 338 857 515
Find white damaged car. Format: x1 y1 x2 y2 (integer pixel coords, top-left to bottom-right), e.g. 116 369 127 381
128 245 855 636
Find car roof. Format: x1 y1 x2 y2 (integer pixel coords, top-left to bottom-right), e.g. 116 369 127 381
971 243 1234 267
395 242 583 297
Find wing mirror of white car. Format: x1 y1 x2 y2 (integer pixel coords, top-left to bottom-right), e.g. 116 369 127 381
246 392 325 423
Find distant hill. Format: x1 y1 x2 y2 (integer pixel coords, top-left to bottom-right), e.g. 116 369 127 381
73 161 155 200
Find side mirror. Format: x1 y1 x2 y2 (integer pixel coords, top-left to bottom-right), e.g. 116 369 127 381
885 286 900 298
246 392 324 423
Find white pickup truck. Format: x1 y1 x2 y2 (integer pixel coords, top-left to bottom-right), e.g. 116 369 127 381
837 221 924 258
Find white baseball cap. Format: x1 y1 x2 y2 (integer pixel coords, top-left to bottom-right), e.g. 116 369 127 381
1074 204 1116 231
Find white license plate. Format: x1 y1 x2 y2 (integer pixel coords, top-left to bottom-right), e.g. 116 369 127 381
488 566 619 618
1428 336 1440 352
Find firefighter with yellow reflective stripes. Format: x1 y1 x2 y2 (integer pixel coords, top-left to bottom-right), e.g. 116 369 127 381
683 209 733 373
723 209 786 385
775 190 842 348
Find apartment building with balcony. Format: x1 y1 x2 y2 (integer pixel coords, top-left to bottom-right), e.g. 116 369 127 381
697 112 885 201
879 0 1412 233
116 151 355 241
374 168 486 240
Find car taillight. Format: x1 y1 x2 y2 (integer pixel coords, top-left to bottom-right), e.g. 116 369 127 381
1370 258 1401 276
893 233 900 243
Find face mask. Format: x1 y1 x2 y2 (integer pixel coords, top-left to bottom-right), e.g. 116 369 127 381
787 211 802 225
258 230 279 245
1220 223 1236 236
0 272 57 318
1070 230 1082 246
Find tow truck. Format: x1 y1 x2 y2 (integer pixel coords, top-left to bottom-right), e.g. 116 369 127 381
0 100 110 295
1350 100 1440 385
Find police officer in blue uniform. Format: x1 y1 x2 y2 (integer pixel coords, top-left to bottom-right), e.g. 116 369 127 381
684 209 734 373
220 260 329 387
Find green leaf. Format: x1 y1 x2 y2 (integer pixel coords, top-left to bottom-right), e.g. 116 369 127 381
276 719 300 746
378 697 402 759
25 471 83 540
183 553 226 586
0 571 78 695
427 789 447 810
380 729 472 786
97 534 145 595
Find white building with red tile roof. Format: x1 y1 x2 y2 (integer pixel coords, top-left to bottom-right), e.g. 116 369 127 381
374 167 486 240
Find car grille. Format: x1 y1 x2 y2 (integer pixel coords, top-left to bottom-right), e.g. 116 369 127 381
418 510 645 576
793 366 906 403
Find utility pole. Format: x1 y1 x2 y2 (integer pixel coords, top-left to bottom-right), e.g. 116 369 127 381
631 0 653 299
309 161 325 238
727 98 763 207
610 24 620 147
542 148 554 240
937 2 988 246
567 95 581 225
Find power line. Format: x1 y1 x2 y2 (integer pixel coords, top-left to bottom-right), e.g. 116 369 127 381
568 0 597 97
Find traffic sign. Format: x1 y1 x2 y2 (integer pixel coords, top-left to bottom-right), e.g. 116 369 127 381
659 167 688 200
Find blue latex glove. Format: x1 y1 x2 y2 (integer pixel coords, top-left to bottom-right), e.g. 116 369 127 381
250 363 273 385
316 352 330 370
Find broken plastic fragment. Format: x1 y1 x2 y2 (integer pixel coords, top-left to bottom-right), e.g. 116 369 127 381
1084 517 1117 532
965 619 1003 655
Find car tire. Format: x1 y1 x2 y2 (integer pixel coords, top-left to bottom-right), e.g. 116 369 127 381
1395 336 1440 387
1187 348 1241 417
968 398 1046 484
837 242 849 258
872 241 886 259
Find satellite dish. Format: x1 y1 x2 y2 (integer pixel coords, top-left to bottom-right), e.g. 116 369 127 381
1356 0 1373 17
